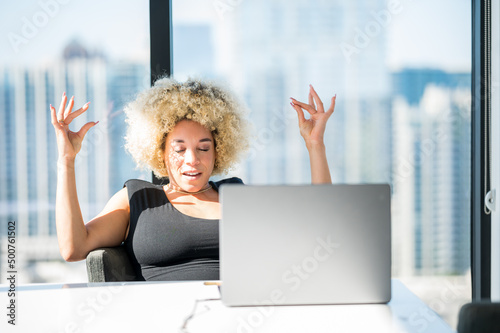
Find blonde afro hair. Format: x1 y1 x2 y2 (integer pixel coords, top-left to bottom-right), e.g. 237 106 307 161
124 77 250 178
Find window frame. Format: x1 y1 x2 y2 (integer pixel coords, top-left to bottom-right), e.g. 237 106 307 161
149 0 173 185
151 0 490 300
471 0 492 301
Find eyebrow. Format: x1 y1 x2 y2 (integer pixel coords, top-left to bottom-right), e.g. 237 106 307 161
172 138 212 143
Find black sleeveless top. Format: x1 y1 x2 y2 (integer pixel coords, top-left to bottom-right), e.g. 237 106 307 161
123 177 243 281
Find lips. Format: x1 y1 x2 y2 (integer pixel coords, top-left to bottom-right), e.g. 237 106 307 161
182 171 202 180
182 171 201 176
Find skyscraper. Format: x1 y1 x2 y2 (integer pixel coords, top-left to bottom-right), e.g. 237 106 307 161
222 0 392 185
391 69 471 275
0 41 147 282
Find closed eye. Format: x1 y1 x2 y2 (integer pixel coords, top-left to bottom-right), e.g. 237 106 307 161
174 148 209 153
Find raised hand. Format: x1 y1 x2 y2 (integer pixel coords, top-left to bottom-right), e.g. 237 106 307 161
50 92 98 161
290 85 336 148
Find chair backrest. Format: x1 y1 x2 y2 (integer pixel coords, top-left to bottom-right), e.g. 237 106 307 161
86 245 139 282
457 302 500 333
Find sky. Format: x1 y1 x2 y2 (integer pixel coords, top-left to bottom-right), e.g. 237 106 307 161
0 0 470 71
0 0 150 66
387 0 470 71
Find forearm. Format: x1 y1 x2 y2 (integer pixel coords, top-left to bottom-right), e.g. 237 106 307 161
56 158 89 261
307 142 332 184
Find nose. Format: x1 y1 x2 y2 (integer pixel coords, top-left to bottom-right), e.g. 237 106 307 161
184 149 200 166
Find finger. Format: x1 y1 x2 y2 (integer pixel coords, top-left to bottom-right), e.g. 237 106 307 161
57 92 67 120
290 98 316 115
326 95 336 116
64 96 75 119
77 121 99 140
308 90 316 109
65 102 90 124
309 85 324 112
50 104 58 126
290 102 306 124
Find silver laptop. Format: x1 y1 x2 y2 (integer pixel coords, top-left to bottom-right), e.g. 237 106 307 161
219 184 391 306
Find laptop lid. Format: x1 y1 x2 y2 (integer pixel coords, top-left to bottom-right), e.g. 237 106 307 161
219 184 391 306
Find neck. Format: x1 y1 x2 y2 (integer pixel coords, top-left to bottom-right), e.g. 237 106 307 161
167 183 212 195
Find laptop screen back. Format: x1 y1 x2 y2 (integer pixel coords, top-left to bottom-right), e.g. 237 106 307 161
219 184 391 306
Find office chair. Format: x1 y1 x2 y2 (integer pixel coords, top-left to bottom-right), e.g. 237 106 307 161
457 302 500 333
86 245 139 282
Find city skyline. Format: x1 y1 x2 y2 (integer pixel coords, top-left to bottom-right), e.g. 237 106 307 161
0 0 472 284
0 39 471 278
0 2 473 327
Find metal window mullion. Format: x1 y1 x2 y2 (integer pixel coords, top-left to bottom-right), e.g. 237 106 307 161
149 0 172 185
471 0 492 301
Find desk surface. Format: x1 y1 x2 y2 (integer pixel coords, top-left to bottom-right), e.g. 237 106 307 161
0 279 454 333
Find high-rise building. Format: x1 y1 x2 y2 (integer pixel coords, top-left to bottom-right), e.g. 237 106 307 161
391 69 471 276
222 0 392 185
0 41 147 282
0 2 471 283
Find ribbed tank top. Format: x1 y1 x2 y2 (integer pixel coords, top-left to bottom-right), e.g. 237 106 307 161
123 177 243 281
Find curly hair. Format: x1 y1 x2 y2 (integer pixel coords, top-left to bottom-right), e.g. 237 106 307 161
123 77 250 178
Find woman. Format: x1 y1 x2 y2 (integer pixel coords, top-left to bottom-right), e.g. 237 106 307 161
52 77 336 281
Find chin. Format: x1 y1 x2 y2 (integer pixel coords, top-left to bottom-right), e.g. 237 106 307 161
180 177 208 190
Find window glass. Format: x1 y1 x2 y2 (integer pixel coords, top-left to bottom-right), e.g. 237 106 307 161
173 0 471 328
0 0 149 282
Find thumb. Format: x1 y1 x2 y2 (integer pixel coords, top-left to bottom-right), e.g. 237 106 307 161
291 102 306 125
77 121 99 140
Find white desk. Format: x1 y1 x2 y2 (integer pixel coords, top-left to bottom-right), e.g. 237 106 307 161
0 279 454 333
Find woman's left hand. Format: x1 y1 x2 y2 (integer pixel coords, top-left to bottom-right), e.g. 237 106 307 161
290 85 336 148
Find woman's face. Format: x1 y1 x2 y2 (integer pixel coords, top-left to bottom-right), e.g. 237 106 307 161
164 120 216 192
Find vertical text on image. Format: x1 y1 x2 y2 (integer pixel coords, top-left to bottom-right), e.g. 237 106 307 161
6 221 17 325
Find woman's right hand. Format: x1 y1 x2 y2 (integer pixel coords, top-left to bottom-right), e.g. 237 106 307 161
50 92 98 161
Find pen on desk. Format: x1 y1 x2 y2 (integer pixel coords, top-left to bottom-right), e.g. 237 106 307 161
204 281 222 286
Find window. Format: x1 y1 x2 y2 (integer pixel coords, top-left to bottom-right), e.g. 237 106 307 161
172 0 471 327
0 1 473 328
0 0 149 282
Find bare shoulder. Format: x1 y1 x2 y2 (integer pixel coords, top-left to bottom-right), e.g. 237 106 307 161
98 187 130 216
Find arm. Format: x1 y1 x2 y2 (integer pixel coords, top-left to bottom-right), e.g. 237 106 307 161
52 93 129 261
290 85 336 184
306 142 331 184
